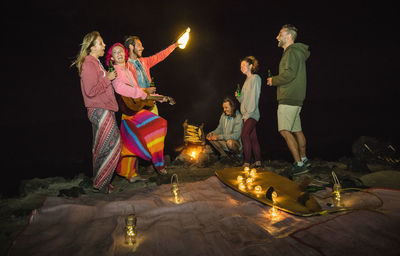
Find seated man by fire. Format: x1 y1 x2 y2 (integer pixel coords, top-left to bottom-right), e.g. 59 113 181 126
206 97 243 160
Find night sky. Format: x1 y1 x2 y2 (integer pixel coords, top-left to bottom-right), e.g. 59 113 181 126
2 1 398 196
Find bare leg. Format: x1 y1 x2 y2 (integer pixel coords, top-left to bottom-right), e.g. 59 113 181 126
279 130 301 163
294 131 307 158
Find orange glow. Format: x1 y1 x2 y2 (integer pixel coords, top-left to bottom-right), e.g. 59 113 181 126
186 146 203 161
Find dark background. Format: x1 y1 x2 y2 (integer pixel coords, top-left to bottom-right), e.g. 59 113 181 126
1 1 398 196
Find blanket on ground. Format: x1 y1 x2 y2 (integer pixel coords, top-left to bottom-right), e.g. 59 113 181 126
9 177 400 256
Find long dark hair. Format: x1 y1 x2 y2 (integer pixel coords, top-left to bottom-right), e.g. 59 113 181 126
222 96 237 118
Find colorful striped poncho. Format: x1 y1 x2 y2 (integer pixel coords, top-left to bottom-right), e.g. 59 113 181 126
117 109 167 179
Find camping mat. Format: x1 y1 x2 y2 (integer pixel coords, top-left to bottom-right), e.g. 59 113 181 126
9 176 400 256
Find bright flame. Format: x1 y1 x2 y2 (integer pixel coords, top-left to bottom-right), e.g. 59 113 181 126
190 150 197 159
178 27 190 49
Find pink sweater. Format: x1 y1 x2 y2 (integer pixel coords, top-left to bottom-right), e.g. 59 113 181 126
80 55 118 112
112 64 147 99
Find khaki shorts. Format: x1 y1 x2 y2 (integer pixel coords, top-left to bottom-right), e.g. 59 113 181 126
277 104 302 132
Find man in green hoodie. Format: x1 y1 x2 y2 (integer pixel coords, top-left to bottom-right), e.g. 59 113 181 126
267 24 311 175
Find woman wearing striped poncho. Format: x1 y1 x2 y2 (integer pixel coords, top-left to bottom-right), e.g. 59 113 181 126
106 43 168 182
72 31 121 193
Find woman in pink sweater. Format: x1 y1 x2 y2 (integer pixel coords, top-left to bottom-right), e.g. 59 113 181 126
71 31 121 194
106 43 170 182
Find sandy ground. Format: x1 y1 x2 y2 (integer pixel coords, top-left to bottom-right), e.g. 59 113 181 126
1 157 399 255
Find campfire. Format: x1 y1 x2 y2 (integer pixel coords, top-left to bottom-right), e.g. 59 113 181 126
175 120 217 165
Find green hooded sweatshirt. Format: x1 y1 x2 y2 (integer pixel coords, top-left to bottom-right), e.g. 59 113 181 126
271 43 310 106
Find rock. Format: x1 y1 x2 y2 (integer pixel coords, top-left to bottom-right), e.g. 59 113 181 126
360 171 400 189
19 177 67 197
348 157 371 173
78 175 93 188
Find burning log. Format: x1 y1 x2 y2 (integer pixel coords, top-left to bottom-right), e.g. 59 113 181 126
175 120 218 166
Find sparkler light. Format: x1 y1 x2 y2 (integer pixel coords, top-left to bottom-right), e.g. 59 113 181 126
177 27 191 49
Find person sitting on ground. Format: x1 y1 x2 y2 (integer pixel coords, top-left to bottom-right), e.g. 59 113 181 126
206 97 243 160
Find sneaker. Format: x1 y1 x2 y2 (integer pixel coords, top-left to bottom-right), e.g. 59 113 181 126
291 163 309 176
303 159 311 168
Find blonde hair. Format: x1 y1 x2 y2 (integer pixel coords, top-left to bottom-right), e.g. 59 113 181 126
71 31 101 76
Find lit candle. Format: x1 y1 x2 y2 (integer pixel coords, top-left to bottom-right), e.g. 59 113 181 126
246 177 254 184
238 183 246 191
250 168 257 178
237 175 244 183
125 214 137 245
271 191 277 203
171 174 182 204
269 206 278 219
254 185 262 193
333 184 341 207
269 191 279 220
243 167 250 177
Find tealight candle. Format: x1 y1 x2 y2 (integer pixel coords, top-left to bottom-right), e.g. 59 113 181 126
239 183 246 191
250 168 257 178
243 167 250 177
237 175 244 183
246 177 254 184
254 185 262 193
